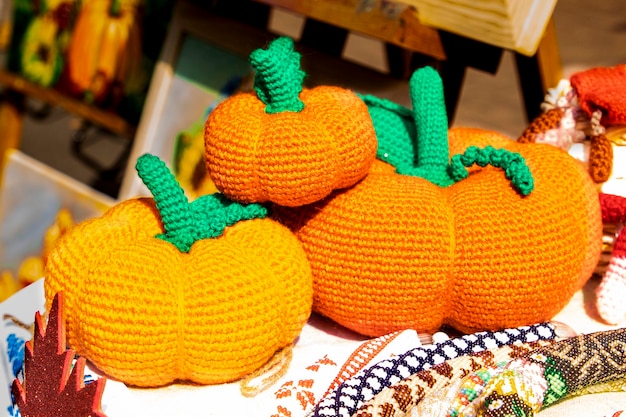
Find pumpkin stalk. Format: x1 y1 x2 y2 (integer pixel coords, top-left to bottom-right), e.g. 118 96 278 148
410 66 455 187
136 154 196 253
136 154 269 253
250 37 305 114
400 66 534 195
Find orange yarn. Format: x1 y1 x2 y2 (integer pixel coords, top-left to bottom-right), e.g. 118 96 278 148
204 37 377 208
588 133 614 183
205 86 377 207
518 108 564 144
273 128 602 336
44 198 313 387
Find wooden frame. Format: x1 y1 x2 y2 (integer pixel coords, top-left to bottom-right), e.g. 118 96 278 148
117 0 273 200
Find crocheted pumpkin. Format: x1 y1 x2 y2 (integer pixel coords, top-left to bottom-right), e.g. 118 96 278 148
44 154 312 387
270 67 602 336
204 37 377 207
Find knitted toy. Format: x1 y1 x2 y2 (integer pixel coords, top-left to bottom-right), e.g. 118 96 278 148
44 154 313 387
596 193 626 325
519 65 626 184
204 36 377 207
205 37 603 337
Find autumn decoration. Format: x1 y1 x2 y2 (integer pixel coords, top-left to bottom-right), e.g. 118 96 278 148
204 36 378 207
269 66 603 336
44 154 312 387
65 0 144 105
11 292 107 417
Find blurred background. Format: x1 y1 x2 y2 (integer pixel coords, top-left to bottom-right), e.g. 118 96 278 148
1 0 625 199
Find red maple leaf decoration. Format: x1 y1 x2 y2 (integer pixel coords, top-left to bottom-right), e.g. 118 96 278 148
11 292 107 417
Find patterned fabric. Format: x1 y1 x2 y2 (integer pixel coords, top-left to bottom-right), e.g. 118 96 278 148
266 330 406 417
356 340 555 417
471 328 626 416
313 323 557 417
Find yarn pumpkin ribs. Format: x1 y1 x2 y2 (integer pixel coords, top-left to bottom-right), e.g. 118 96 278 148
43 154 313 387
271 67 602 336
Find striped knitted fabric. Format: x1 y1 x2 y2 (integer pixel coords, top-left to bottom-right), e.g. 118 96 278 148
354 339 556 417
312 323 557 417
596 193 626 324
570 64 626 126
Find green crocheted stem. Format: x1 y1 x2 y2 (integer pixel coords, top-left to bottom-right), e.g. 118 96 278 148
410 66 454 187
136 154 269 253
136 154 196 252
449 146 535 196
250 37 305 114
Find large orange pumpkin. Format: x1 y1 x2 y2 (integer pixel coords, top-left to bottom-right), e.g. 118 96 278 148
44 154 313 387
270 68 602 336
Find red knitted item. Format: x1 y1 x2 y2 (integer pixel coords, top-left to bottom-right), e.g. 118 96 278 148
570 64 626 126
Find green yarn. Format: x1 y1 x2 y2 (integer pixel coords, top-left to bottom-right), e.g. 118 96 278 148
250 37 305 114
362 66 535 195
359 93 417 169
449 146 535 196
362 67 453 185
135 154 268 253
408 66 453 186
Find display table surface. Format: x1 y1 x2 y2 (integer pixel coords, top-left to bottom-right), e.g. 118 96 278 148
0 276 624 417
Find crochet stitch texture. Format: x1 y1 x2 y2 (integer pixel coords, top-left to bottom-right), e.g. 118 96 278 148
570 64 626 126
44 154 313 387
204 37 377 207
271 81 602 336
204 38 602 336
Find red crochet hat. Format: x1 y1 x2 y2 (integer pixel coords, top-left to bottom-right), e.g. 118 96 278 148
570 64 626 126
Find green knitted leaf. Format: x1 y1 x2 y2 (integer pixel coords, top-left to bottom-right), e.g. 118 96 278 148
361 66 453 186
135 154 268 253
362 67 534 196
359 93 417 168
250 36 305 114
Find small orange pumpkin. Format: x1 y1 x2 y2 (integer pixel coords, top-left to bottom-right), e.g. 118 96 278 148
204 37 377 207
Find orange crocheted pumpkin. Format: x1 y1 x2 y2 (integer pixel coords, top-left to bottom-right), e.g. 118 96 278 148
44 154 312 387
269 68 602 336
204 37 377 207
